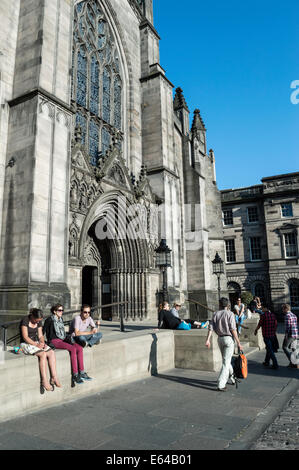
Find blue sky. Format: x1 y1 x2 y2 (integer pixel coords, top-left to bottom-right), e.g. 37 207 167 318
153 0 299 190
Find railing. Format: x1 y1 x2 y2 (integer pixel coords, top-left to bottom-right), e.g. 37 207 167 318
186 298 214 314
186 298 248 330
0 301 129 351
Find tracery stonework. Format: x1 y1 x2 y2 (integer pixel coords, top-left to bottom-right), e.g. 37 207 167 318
72 0 123 167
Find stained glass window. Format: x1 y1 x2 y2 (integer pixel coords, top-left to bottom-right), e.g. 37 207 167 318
98 20 106 49
89 121 99 165
76 47 87 108
114 76 122 130
75 113 87 145
103 67 111 124
102 127 110 155
90 56 99 115
72 1 123 164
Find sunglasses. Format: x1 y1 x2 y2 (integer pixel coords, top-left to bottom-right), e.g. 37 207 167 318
83 311 90 314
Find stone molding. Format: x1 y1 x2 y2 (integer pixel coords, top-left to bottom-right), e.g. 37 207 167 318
38 95 72 128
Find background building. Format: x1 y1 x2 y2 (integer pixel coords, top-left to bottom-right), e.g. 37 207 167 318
221 172 299 315
0 0 226 323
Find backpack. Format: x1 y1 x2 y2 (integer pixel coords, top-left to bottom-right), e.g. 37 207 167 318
233 351 248 388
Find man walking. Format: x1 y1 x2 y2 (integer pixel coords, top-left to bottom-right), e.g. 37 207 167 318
282 304 298 369
254 306 278 370
205 298 243 392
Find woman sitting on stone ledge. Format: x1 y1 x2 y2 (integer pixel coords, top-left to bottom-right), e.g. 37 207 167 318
43 304 92 386
20 308 61 393
157 302 209 330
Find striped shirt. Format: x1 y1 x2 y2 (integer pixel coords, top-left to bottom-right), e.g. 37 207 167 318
285 311 298 338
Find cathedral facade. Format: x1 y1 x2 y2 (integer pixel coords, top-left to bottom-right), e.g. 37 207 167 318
0 0 226 321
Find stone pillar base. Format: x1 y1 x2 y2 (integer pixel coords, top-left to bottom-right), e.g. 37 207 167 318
174 329 222 372
0 283 71 314
241 314 264 350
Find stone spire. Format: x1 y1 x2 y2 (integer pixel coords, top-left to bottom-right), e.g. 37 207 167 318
173 87 189 112
191 109 206 134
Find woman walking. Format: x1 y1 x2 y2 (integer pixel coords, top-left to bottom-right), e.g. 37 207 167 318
20 308 61 393
43 304 91 385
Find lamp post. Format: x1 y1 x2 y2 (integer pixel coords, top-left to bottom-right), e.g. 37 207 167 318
212 252 224 302
155 239 172 302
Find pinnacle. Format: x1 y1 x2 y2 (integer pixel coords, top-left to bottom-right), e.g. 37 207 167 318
191 108 206 132
174 87 189 111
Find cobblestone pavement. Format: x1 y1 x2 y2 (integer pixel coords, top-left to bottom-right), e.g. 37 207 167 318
251 390 299 450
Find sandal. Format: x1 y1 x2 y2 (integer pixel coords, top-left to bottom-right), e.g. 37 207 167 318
40 381 54 394
50 377 62 388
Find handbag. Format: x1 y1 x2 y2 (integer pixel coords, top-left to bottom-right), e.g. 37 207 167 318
64 333 75 345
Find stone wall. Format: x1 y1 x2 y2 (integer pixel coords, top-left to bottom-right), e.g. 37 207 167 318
0 330 174 423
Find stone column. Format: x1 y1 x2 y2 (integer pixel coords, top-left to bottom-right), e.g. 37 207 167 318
0 0 73 312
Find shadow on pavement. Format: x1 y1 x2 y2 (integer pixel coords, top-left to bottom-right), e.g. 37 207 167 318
247 358 298 379
155 373 218 391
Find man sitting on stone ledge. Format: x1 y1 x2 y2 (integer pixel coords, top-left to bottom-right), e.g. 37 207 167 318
70 304 102 348
158 302 208 330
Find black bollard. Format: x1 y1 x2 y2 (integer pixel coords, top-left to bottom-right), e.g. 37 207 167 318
120 304 125 332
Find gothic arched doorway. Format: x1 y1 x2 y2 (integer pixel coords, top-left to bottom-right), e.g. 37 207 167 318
78 191 157 321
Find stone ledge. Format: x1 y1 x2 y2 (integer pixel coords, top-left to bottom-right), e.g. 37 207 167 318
0 317 263 423
0 330 174 423
174 329 222 372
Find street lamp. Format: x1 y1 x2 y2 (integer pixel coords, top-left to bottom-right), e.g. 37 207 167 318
155 239 172 302
212 252 224 302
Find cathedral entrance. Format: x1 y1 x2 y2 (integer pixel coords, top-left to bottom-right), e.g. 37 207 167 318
76 191 156 321
97 238 112 321
82 266 98 307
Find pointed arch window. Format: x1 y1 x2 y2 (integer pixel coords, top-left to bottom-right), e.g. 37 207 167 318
72 1 123 165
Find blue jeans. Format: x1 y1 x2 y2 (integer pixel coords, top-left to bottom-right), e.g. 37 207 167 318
264 337 278 367
235 314 246 334
77 332 102 347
